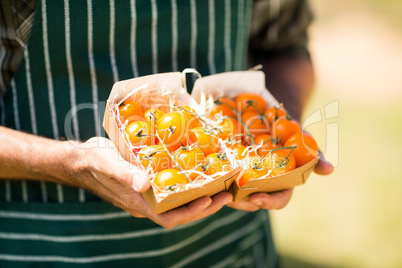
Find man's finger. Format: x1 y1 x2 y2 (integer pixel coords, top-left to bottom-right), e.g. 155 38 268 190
196 192 233 218
226 201 260 212
315 152 334 175
248 189 293 210
84 137 150 192
154 196 213 229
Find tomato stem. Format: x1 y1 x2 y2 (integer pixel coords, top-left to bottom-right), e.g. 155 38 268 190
259 146 297 164
153 125 193 183
216 98 259 145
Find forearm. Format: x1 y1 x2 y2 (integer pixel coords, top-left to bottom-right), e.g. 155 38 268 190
258 55 315 121
0 126 80 185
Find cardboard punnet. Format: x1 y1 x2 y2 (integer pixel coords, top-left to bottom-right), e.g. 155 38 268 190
189 70 319 202
102 72 241 214
103 70 319 214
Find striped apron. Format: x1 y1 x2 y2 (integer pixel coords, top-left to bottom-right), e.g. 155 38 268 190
0 0 277 267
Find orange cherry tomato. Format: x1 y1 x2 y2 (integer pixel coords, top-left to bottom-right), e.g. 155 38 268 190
238 155 268 187
143 108 165 125
153 169 189 189
180 106 203 129
271 118 301 145
264 105 287 124
144 108 165 137
211 116 239 141
241 111 270 137
264 149 296 177
284 132 319 167
139 145 172 172
205 152 232 175
119 101 143 123
227 144 256 160
254 134 279 157
235 93 266 114
156 111 188 151
229 144 247 160
174 146 205 180
125 121 153 146
210 97 237 118
188 127 219 156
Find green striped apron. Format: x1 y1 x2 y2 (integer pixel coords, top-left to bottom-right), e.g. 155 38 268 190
0 0 277 267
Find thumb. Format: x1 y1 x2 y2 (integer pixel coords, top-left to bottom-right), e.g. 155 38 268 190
125 162 150 193
85 137 151 192
314 151 334 175
104 138 150 193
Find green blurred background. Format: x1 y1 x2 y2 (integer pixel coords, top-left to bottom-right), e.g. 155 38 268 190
271 0 402 267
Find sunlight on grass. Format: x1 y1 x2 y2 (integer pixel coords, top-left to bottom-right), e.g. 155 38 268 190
270 0 402 267
272 92 402 268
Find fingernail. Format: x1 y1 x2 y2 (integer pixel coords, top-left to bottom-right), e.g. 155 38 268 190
132 173 146 192
224 197 233 205
251 199 262 206
202 200 212 210
131 175 139 191
132 184 140 192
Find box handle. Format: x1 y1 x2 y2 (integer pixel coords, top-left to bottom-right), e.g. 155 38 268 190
181 68 202 92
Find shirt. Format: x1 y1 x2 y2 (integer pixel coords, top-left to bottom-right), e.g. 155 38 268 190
0 0 313 96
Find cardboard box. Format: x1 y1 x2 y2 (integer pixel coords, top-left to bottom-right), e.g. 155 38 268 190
102 72 243 214
190 70 319 202
103 70 319 213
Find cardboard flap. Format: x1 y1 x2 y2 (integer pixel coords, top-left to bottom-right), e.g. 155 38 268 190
107 72 183 105
191 70 279 108
102 102 135 164
302 157 319 183
224 167 242 190
230 157 319 202
142 166 241 214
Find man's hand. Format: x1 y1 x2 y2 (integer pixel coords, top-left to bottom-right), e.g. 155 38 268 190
0 127 232 229
226 189 293 212
74 137 232 229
